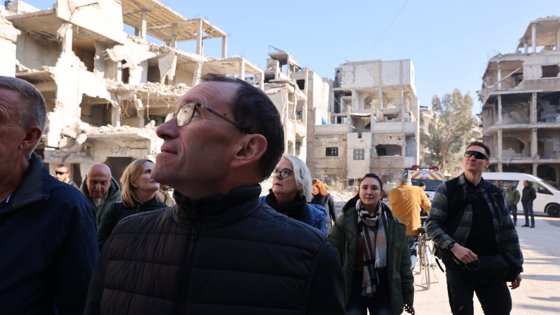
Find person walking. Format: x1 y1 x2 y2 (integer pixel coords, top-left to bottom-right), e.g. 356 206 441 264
263 155 329 234
389 176 431 269
84 74 345 315
0 76 98 314
504 183 520 226
426 141 523 315
97 159 167 248
521 180 536 228
311 178 337 230
329 173 415 315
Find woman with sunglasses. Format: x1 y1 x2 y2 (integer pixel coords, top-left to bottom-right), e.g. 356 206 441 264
329 173 414 315
263 155 329 234
97 159 167 248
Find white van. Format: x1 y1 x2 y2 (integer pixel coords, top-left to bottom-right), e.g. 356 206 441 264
482 172 560 217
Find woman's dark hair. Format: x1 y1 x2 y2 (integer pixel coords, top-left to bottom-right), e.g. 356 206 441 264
201 74 284 180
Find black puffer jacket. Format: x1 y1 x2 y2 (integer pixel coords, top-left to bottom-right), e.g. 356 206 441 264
85 185 345 315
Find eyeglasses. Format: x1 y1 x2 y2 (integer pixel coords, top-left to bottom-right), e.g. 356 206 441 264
165 101 251 134
55 171 68 175
272 168 294 180
464 150 488 160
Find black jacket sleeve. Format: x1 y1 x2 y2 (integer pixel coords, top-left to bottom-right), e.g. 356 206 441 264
306 243 346 315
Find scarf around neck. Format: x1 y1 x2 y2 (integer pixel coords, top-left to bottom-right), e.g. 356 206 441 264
356 199 387 297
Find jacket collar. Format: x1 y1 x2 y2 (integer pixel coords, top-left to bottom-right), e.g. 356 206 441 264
1 153 47 214
173 185 262 225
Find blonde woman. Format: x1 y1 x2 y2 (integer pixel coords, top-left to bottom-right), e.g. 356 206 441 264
97 159 166 248
262 155 328 234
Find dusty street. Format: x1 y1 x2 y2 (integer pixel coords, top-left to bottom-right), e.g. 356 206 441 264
413 216 560 314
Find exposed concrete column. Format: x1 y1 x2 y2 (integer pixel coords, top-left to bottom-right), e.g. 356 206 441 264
169 24 177 49
531 92 537 124
222 36 227 58
497 129 503 171
497 61 502 90
497 95 502 123
196 19 203 55
532 23 537 54
531 127 538 159
134 97 144 127
112 103 121 127
192 61 203 86
238 59 245 79
347 89 362 114
140 9 147 39
400 86 405 122
532 162 538 176
59 23 73 54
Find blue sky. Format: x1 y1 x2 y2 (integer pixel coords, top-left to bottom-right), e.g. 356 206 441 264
25 1 560 112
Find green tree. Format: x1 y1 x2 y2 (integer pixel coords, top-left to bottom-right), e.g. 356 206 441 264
420 89 480 172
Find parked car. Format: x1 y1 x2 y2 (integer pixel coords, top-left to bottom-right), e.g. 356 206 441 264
482 172 560 217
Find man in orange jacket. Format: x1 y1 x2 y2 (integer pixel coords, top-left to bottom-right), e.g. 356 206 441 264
389 176 432 269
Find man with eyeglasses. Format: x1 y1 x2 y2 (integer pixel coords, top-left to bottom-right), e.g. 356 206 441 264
54 164 79 188
426 141 523 315
85 74 345 315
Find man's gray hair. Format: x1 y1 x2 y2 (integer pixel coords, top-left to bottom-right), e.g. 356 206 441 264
0 76 46 131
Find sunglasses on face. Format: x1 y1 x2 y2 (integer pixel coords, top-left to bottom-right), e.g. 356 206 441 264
464 150 488 160
272 168 294 180
165 101 251 133
55 171 67 175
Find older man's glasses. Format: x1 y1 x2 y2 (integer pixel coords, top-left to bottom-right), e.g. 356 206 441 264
464 150 488 160
165 102 251 133
55 171 68 175
272 169 293 180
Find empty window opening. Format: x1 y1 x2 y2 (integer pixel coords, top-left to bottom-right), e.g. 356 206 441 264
542 65 559 78
375 145 401 156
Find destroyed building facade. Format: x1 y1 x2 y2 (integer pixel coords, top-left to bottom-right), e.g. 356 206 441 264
310 59 420 186
1 0 263 182
479 16 560 188
2 0 419 189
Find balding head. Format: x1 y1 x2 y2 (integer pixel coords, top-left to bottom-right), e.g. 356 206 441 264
86 163 112 199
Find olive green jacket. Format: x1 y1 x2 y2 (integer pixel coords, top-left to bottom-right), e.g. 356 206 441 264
328 200 414 315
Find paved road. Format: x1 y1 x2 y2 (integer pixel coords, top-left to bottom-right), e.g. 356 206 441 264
413 216 560 314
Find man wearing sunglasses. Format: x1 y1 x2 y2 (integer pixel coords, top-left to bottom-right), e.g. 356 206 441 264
85 74 345 315
426 141 523 315
54 164 79 188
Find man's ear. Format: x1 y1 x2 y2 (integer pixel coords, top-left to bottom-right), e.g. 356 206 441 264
231 134 267 169
19 126 42 151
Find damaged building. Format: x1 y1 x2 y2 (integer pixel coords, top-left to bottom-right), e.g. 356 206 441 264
479 16 560 187
263 47 331 162
310 59 420 186
1 0 263 182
